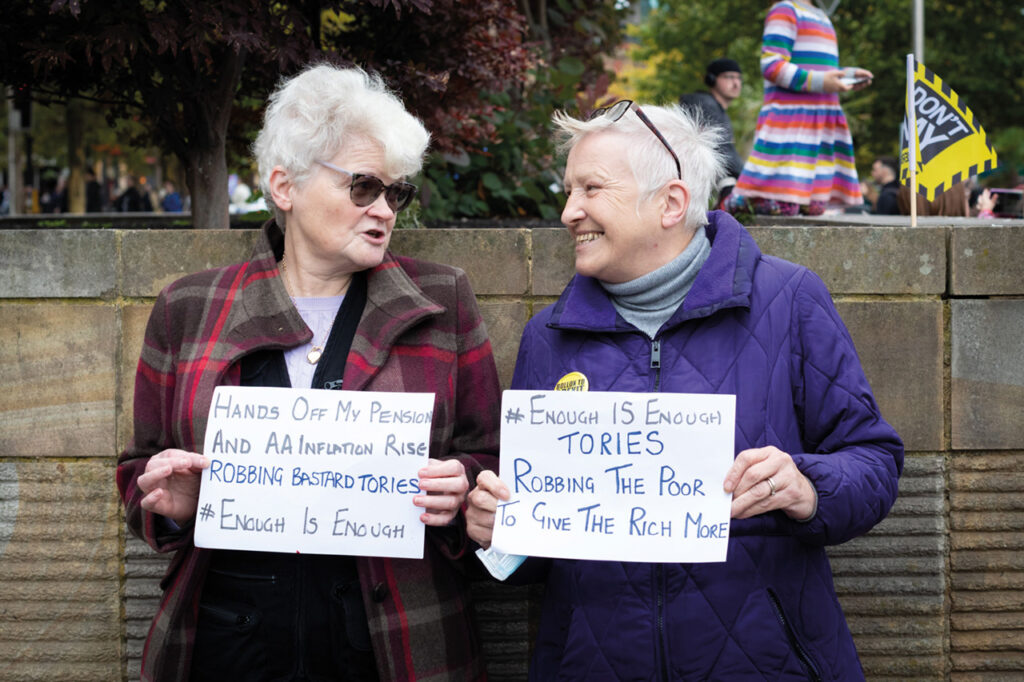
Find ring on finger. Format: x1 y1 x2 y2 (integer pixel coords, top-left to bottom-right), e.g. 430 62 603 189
766 477 777 497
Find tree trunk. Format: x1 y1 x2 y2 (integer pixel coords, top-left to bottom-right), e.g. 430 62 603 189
181 47 246 229
186 142 230 229
6 88 22 216
66 98 85 213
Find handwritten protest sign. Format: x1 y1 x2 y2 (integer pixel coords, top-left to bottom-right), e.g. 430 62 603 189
491 390 735 563
194 386 434 558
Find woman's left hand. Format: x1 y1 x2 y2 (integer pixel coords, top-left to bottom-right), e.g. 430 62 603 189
849 67 874 91
723 446 817 520
415 458 469 526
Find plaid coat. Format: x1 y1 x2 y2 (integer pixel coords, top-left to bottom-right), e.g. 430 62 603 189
117 220 501 681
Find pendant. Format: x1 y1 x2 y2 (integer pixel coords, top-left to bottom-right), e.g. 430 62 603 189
307 346 323 364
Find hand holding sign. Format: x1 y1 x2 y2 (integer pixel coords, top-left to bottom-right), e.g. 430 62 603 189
467 470 511 549
725 445 817 521
415 458 470 526
137 449 211 524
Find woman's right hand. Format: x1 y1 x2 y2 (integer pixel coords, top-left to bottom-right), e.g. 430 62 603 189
466 470 511 549
137 448 211 524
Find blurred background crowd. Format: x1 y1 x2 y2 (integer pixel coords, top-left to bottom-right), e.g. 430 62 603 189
1 0 1021 226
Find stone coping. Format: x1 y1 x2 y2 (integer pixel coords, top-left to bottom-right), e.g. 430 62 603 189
2 223 1020 298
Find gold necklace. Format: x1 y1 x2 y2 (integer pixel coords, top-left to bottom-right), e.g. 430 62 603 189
280 257 324 364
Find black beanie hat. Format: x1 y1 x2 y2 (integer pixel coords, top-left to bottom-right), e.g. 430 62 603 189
707 58 742 76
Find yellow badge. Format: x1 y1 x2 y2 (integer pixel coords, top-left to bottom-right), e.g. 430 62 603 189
554 371 589 392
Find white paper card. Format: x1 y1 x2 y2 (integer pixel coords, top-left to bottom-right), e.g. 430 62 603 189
491 390 735 563
194 386 434 558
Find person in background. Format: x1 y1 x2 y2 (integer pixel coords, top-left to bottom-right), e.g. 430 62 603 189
141 178 160 212
40 170 69 214
467 100 903 680
114 174 153 212
679 57 744 205
730 0 872 216
118 64 501 681
85 168 104 212
160 179 183 212
869 155 901 215
975 188 997 218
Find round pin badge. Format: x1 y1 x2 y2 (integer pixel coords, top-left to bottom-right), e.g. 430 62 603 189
554 371 589 392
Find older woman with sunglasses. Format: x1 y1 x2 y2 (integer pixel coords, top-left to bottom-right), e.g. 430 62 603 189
467 101 902 680
118 64 501 681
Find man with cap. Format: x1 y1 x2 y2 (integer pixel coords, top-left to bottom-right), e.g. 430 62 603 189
680 58 744 203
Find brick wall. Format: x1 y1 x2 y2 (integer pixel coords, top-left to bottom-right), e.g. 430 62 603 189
0 222 1022 681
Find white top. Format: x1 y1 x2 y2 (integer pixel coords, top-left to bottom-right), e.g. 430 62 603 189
285 294 344 389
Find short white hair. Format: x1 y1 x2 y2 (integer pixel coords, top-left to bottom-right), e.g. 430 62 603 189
552 103 725 229
254 64 430 220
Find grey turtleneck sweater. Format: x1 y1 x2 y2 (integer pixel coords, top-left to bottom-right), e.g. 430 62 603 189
600 225 711 339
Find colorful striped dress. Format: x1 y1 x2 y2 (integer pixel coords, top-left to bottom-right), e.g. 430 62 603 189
735 0 862 206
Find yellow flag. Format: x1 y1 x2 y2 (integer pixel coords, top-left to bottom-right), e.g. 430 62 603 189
899 59 998 201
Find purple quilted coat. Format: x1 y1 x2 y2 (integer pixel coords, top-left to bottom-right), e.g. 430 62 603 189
512 211 903 681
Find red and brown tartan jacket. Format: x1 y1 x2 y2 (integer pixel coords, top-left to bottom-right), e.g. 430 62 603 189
117 220 501 681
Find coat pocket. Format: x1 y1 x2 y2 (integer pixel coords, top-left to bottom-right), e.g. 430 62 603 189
190 600 265 678
766 588 823 682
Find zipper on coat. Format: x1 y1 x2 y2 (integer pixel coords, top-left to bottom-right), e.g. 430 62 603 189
650 337 668 680
655 564 669 681
207 567 277 583
650 339 662 393
767 588 822 681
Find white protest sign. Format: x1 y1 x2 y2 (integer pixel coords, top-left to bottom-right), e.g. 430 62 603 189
194 386 434 558
491 390 735 563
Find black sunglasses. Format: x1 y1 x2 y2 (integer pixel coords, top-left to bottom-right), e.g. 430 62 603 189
588 100 682 180
317 160 418 212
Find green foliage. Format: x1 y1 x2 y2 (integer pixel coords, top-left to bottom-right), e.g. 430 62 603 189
417 0 628 223
629 0 1024 181
628 1 764 102
986 126 1024 186
2 0 533 226
331 0 533 158
394 196 425 230
829 0 1024 174
29 99 158 170
419 59 586 223
625 0 765 157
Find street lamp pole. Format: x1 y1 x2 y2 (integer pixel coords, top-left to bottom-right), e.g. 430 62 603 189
913 0 924 63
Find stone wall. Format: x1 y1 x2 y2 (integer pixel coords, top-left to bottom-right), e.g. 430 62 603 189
0 222 1022 681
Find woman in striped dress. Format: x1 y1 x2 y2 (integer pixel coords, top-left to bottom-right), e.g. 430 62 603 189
731 0 872 215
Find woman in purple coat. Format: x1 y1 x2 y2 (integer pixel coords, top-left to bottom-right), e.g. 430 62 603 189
467 100 903 680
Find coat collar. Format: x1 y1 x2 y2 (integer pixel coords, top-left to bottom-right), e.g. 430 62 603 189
222 220 443 370
226 219 309 351
549 210 760 333
343 255 446 393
